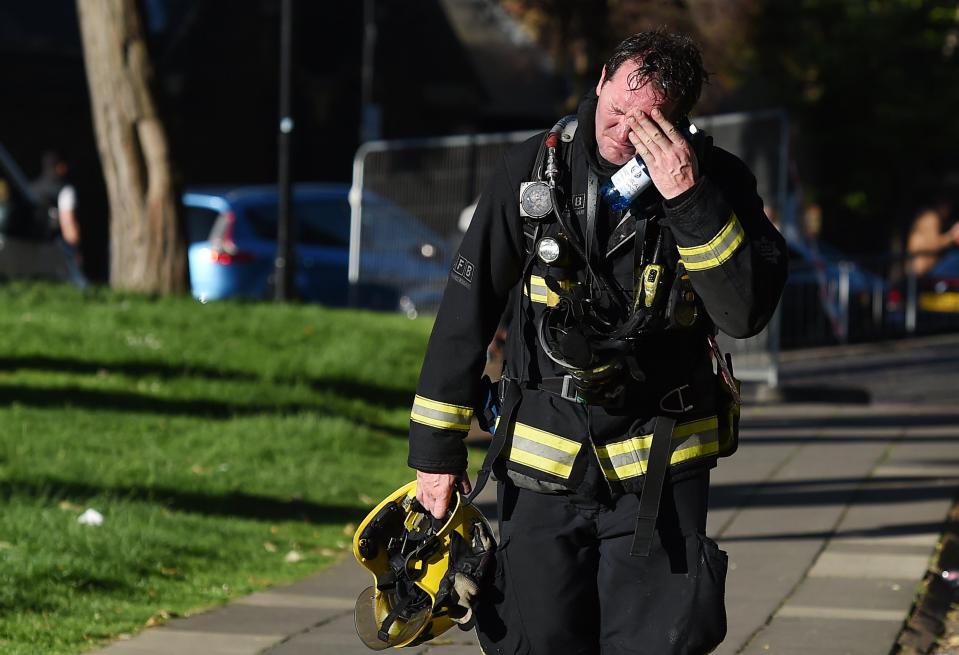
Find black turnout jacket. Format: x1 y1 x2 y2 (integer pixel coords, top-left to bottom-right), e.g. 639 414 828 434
408 94 787 497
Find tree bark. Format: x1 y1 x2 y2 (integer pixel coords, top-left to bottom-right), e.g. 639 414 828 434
76 0 187 293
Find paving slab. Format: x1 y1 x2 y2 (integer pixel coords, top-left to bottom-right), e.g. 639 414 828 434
807 551 931 580
93 630 281 655
784 577 918 612
739 616 903 655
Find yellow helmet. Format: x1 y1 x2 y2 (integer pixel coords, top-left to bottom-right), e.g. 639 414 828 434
352 480 494 650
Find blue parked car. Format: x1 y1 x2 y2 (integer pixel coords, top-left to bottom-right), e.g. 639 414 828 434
184 183 450 315
917 248 959 313
885 248 959 333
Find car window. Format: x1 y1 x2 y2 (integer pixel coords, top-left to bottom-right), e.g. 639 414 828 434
362 200 441 250
298 200 350 246
185 206 221 243
243 198 351 247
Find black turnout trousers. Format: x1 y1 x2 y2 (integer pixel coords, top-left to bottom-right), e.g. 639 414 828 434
475 474 727 655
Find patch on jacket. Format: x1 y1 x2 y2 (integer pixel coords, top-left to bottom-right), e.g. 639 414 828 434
572 193 586 210
452 255 475 289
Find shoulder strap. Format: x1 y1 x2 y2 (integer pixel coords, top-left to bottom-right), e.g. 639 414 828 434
465 379 521 505
560 116 578 144
521 116 579 257
630 415 677 557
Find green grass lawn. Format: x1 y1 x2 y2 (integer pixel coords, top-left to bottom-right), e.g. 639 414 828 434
0 282 445 654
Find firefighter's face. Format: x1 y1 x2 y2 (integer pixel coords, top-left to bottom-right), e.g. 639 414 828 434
594 64 675 165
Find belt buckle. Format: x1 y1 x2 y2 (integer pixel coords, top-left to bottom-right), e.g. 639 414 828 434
560 375 579 402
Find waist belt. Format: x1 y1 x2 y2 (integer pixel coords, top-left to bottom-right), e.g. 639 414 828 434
524 376 580 402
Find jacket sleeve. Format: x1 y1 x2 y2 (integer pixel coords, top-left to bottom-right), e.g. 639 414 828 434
660 147 788 338
407 141 534 473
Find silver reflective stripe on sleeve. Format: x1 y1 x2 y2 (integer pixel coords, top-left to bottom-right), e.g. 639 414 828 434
677 214 745 271
410 395 473 432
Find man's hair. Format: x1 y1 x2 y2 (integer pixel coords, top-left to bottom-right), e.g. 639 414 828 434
603 29 708 119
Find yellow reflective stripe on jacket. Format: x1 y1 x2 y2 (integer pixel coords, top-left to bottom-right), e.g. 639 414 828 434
505 422 581 478
523 275 573 306
677 214 745 272
595 416 720 481
410 395 473 432
523 275 550 304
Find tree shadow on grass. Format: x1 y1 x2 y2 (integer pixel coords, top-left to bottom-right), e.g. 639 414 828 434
0 477 367 525
0 382 407 434
0 354 416 410
0 355 261 384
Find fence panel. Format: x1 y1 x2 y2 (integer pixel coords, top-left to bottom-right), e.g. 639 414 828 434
349 131 537 317
692 110 788 385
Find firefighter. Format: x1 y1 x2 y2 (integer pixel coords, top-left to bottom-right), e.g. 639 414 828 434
408 30 787 654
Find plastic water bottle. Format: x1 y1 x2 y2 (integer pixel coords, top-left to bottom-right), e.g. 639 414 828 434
600 156 653 211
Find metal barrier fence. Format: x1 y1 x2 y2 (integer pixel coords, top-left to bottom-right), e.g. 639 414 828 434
779 248 959 349
348 130 537 317
349 110 791 384
692 110 788 385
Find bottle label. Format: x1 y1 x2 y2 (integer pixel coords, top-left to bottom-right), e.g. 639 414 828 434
611 158 651 199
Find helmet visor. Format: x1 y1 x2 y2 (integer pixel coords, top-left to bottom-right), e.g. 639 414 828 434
354 585 431 650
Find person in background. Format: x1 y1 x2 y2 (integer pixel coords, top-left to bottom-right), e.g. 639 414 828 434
907 196 959 276
30 150 86 286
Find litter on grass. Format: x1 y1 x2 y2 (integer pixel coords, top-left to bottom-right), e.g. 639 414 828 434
77 509 104 526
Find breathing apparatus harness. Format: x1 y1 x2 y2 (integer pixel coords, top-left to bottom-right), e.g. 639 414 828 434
517 115 707 405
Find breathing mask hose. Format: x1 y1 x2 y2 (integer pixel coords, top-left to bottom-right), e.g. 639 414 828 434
542 128 630 315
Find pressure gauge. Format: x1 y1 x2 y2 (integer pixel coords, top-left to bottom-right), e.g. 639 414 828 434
536 237 562 264
519 181 553 220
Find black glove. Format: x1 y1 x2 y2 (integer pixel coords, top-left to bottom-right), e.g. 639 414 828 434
435 518 495 625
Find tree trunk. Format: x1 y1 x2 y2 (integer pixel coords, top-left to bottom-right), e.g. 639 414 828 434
76 0 187 293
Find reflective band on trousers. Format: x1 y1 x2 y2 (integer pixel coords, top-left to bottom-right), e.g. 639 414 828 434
504 422 581 479
677 214 745 272
595 417 720 482
410 395 473 432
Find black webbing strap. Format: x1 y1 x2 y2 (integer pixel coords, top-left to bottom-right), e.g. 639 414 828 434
585 169 598 262
629 415 677 557
466 379 520 505
377 586 415 643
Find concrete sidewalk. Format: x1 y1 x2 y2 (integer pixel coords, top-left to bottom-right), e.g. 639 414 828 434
90 337 959 655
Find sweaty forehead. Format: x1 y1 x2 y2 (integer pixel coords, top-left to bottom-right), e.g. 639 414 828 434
609 74 666 111
604 65 673 114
